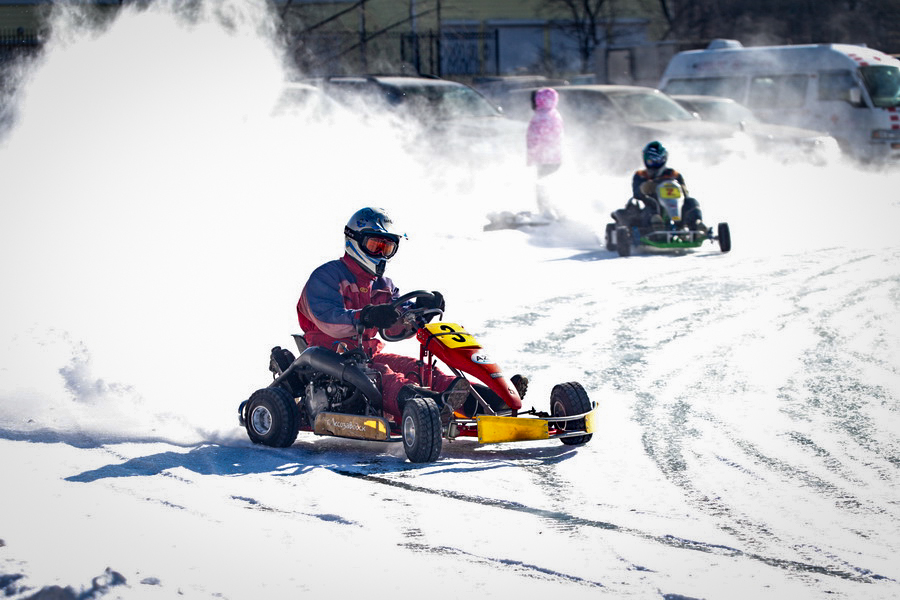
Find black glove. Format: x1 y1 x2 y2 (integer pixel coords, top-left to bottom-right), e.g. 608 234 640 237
414 291 445 311
359 304 401 329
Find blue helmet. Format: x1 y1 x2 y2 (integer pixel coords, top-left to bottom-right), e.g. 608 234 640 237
343 207 403 277
642 141 668 172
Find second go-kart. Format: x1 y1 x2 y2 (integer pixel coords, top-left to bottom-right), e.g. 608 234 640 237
238 291 598 463
605 178 731 257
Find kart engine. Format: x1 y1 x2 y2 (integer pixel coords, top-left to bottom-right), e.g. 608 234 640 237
304 376 365 421
268 345 380 424
301 355 378 422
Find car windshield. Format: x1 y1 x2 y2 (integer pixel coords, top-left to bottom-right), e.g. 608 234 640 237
664 76 745 101
277 86 327 111
606 91 696 122
859 65 900 108
389 84 500 120
690 100 758 124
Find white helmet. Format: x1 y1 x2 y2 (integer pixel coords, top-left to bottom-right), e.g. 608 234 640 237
344 207 403 277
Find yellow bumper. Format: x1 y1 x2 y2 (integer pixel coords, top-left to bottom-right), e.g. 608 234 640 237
476 404 598 444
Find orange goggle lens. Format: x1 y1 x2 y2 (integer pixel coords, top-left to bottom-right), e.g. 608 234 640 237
362 235 398 258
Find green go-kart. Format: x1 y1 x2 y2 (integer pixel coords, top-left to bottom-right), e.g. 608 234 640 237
605 178 731 257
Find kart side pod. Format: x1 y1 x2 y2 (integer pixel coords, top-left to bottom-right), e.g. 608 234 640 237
313 412 392 441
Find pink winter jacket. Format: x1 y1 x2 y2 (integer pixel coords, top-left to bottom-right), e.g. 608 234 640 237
526 87 564 166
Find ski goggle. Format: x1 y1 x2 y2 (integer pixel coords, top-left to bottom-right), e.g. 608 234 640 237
345 226 401 259
361 234 399 258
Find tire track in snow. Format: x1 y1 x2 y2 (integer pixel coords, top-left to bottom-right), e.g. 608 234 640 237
397 541 606 589
333 467 890 584
602 249 900 574
602 273 777 550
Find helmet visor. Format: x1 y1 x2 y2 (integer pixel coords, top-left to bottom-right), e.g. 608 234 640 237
645 156 666 169
360 234 399 259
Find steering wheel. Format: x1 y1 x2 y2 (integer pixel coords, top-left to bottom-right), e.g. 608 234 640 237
379 290 444 342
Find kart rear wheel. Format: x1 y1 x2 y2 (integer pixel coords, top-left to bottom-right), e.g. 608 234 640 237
551 382 593 446
717 222 731 253
604 223 615 252
401 396 442 463
245 387 300 448
615 226 632 257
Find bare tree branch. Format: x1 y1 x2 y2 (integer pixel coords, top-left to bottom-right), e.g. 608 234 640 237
543 0 613 72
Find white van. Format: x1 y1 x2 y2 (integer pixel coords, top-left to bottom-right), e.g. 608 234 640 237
659 40 900 162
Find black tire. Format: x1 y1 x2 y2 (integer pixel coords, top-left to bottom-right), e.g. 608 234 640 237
551 382 593 446
615 226 632 257
717 222 731 253
401 396 443 463
244 387 300 448
604 223 615 252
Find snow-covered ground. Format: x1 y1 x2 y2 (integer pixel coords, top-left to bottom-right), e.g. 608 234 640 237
2 2 899 599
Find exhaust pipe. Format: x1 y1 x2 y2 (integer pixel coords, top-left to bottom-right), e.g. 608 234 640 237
284 346 383 410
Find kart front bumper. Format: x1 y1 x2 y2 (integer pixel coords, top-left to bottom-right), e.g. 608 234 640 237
640 229 709 249
448 404 599 444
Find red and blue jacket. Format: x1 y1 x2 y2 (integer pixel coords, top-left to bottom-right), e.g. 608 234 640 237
297 254 398 354
632 167 686 201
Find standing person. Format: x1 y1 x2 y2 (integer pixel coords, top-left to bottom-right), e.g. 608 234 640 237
526 87 564 218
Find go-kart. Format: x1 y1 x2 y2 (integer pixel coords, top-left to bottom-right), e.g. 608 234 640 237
238 291 597 463
605 178 731 257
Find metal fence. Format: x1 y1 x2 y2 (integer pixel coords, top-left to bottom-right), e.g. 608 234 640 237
0 29 41 66
402 30 499 77
292 29 500 78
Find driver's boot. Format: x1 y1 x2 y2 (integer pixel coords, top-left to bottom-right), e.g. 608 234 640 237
510 374 529 399
440 377 470 420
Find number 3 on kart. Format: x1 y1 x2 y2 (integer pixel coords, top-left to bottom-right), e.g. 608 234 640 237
429 323 478 348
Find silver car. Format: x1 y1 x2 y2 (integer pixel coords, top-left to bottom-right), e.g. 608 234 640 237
671 94 839 163
313 75 525 163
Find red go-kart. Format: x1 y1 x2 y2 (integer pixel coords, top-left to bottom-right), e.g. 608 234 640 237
238 291 597 462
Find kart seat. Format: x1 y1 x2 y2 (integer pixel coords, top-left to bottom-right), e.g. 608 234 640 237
292 334 308 353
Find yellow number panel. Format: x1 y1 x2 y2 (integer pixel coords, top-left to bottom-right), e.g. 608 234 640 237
423 323 480 348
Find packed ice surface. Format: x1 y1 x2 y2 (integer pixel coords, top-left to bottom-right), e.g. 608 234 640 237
1 2 899 599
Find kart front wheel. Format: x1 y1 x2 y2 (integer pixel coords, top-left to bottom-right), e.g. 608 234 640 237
615 226 632 257
551 382 593 446
401 396 442 463
245 387 300 448
717 222 731 253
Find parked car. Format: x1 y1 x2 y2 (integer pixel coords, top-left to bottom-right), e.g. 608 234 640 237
274 81 346 120
472 74 572 108
500 84 740 171
659 40 900 162
311 75 525 162
671 94 839 163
